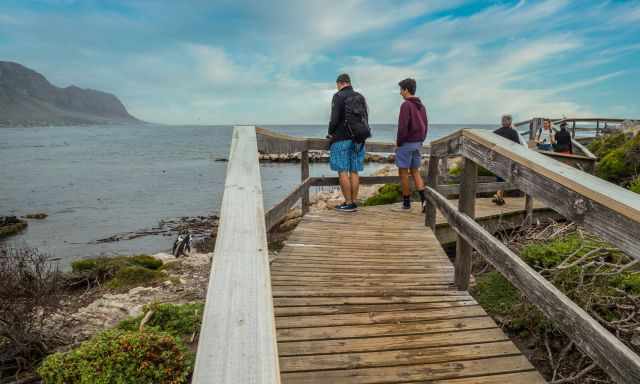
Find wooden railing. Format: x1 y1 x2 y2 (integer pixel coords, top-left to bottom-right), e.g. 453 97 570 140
425 128 640 383
193 126 280 384
256 127 519 231
515 116 635 139
194 125 640 383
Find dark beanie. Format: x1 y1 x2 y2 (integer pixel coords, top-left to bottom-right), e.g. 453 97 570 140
336 73 351 83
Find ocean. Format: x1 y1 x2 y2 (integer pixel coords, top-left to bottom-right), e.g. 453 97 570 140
0 123 494 266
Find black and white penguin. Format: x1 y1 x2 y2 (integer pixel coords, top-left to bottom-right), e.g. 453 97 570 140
172 232 192 257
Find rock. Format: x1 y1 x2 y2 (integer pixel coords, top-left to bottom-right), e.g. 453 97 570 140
152 252 176 263
24 212 48 219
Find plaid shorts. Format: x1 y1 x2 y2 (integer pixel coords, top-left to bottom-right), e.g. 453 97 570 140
330 140 365 173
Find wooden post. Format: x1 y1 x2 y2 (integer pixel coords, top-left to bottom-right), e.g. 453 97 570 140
572 121 576 138
596 120 600 137
438 156 449 185
425 155 440 229
454 158 477 290
525 194 534 226
301 150 310 214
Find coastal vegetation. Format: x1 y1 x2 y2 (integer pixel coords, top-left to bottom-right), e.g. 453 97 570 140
38 328 193 384
0 246 63 380
68 254 166 290
362 183 403 206
589 131 640 188
0 239 209 383
38 302 203 383
471 222 640 382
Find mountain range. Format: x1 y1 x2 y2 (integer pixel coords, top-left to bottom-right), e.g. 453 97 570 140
0 61 139 127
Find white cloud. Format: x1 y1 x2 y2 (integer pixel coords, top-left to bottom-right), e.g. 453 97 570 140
1 0 638 124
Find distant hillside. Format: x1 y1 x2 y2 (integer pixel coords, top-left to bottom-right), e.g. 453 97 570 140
0 61 140 127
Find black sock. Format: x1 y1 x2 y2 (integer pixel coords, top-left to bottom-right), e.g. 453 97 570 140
418 189 426 202
403 195 411 203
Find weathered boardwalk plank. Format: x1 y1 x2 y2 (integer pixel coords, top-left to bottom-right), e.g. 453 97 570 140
272 205 545 383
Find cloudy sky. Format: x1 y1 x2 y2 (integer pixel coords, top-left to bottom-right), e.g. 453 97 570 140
1 0 639 125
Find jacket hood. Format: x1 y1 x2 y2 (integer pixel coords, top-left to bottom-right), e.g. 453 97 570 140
407 96 424 109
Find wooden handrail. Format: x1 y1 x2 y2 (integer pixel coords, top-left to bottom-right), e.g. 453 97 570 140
193 126 280 384
423 185 640 383
255 126 430 154
515 117 633 127
431 128 640 259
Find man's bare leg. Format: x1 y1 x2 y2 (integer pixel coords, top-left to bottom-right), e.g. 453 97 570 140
410 168 425 190
338 172 353 204
350 172 360 203
399 168 411 196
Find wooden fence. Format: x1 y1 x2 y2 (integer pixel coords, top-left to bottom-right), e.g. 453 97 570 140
194 125 640 383
425 128 640 383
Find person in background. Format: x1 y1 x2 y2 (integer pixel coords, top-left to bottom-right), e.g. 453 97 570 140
536 119 555 151
327 73 369 212
492 114 525 205
553 122 573 154
395 78 428 210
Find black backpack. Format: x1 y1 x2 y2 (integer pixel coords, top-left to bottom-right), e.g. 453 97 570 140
344 92 371 143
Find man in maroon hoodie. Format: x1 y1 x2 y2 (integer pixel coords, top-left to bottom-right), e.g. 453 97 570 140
396 78 428 210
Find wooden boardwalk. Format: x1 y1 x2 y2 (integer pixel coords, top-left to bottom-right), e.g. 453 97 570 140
271 205 546 384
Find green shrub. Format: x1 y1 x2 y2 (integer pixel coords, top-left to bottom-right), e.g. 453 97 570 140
472 271 520 316
107 266 165 290
472 271 548 334
629 176 640 194
70 255 165 289
362 183 402 206
611 273 640 295
38 329 193 384
521 234 583 269
449 164 462 176
449 164 494 177
129 255 163 270
588 132 627 158
70 258 99 272
118 302 204 341
595 133 640 184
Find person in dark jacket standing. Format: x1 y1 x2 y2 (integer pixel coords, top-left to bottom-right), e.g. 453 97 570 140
554 122 573 154
492 114 525 205
327 73 367 212
396 78 428 210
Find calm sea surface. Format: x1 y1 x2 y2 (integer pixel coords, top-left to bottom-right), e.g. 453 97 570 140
0 123 494 266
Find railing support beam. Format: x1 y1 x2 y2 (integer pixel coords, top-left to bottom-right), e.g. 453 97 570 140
425 155 440 229
301 150 310 214
525 194 534 226
454 158 477 290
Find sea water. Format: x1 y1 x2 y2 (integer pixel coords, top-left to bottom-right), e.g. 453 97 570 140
0 123 493 265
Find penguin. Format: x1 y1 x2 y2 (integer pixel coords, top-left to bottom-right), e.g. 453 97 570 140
172 232 192 258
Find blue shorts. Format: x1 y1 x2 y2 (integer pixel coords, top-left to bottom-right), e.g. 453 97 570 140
395 142 423 169
330 140 365 173
537 143 552 151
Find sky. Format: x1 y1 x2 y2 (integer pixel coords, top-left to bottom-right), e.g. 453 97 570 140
0 0 639 125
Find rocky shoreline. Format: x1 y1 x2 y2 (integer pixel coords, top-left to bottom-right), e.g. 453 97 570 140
257 151 428 163
55 164 400 343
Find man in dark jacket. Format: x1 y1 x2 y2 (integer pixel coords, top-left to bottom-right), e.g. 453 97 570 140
327 73 367 212
554 122 573 154
396 78 428 210
492 114 525 205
